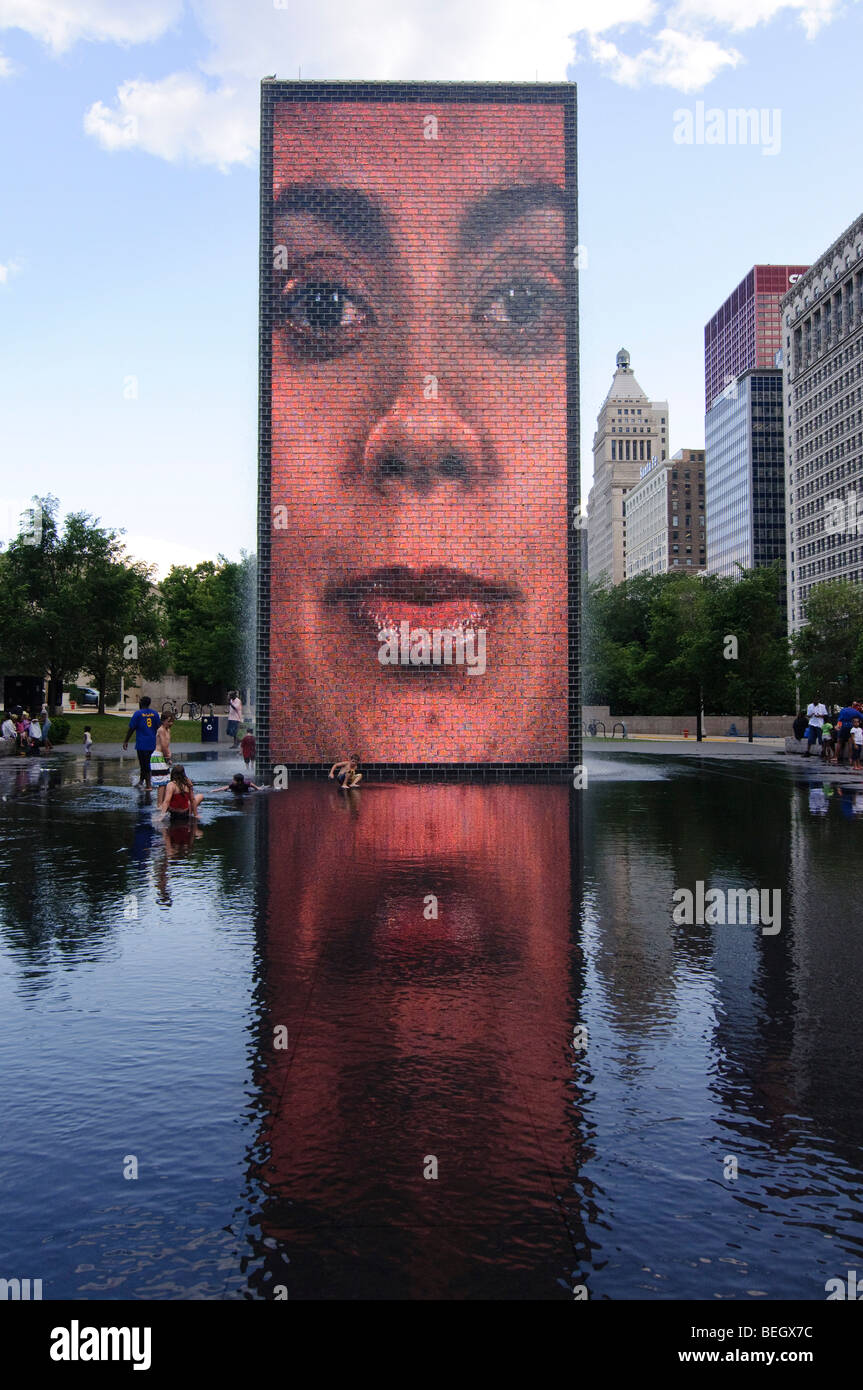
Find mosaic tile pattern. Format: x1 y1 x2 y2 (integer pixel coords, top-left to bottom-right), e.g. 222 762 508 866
258 82 580 775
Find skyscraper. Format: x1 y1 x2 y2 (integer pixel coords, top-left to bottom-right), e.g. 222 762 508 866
704 265 807 583
625 449 707 578
704 264 808 413
704 370 786 577
782 212 863 631
587 349 669 585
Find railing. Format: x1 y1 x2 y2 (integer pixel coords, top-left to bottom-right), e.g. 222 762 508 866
161 700 215 721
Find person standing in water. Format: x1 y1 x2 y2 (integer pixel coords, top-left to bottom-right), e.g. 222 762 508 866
227 691 244 748
123 696 160 789
151 712 175 807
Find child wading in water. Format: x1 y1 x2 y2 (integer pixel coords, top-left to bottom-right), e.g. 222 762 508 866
158 765 204 821
83 726 93 758
151 713 175 806
214 773 262 797
821 720 835 764
240 727 256 770
328 755 362 788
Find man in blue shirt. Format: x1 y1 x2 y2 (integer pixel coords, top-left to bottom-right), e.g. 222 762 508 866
123 697 161 789
833 702 862 765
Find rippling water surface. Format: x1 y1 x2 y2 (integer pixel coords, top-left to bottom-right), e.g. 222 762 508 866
1 748 862 1298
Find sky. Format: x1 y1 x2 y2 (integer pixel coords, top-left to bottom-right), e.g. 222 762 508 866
1 0 862 573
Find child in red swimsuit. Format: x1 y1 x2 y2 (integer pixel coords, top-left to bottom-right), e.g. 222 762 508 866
158 765 204 820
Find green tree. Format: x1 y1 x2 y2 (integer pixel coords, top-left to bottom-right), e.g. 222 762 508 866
160 554 252 691
0 497 92 713
719 563 794 739
583 566 794 730
645 574 721 736
583 573 688 713
792 579 863 708
80 557 168 715
0 497 169 715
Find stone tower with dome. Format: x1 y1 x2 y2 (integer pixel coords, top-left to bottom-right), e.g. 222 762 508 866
586 350 670 584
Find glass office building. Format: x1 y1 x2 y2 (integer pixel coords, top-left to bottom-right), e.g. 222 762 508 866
705 369 785 578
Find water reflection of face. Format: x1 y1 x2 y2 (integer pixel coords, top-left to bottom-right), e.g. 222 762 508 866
270 103 569 763
253 784 584 1297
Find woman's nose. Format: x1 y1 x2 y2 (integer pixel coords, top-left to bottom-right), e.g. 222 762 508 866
362 391 487 495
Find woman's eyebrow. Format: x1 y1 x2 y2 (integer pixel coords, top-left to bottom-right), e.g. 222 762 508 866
274 184 392 254
458 182 567 249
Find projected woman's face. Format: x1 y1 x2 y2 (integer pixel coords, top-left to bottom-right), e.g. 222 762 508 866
269 102 569 763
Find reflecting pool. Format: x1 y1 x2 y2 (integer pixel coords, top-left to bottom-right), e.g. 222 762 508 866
1 750 862 1298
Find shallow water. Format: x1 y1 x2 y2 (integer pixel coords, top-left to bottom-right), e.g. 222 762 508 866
1 749 862 1299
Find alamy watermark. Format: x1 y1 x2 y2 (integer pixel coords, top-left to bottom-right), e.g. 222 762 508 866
0 1276 42 1299
377 622 486 675
673 102 781 157
825 489 862 538
672 881 781 935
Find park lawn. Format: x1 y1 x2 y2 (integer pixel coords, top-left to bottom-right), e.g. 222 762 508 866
56 713 202 744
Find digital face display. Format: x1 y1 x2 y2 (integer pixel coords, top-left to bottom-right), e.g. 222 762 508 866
259 84 578 768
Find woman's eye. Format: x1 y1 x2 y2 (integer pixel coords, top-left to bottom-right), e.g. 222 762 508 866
481 282 548 326
279 277 372 354
474 276 565 349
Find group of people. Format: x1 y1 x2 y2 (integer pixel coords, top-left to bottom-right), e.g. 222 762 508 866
1 705 53 754
795 699 863 769
123 696 260 819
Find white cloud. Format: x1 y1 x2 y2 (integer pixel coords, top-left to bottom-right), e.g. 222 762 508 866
668 0 849 39
1 0 856 165
588 27 743 90
0 258 20 284
84 73 256 171
567 0 660 34
0 0 181 53
82 0 596 169
0 47 11 75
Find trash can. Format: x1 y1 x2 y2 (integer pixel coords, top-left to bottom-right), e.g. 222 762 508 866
201 715 219 743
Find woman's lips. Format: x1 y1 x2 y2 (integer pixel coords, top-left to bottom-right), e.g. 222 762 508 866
325 565 520 640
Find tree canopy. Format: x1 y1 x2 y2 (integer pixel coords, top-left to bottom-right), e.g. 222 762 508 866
791 578 863 708
160 554 254 692
584 563 795 729
0 497 168 713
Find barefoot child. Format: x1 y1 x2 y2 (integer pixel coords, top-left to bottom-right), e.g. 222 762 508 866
328 755 362 789
151 713 175 806
240 726 256 770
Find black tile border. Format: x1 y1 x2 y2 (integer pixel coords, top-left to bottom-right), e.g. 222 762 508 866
257 79 580 782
